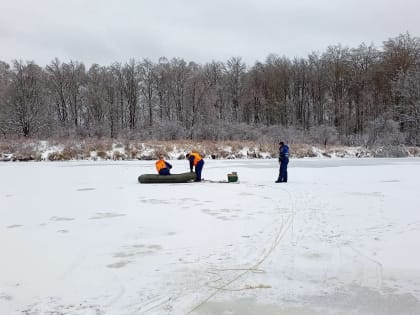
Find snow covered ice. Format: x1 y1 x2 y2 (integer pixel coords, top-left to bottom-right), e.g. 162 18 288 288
1 158 420 314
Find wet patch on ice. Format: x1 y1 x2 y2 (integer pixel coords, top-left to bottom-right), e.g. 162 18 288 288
17 298 106 314
7 224 23 229
76 187 96 191
195 299 320 315
139 198 172 205
109 244 163 268
178 197 201 202
201 208 244 221
305 284 420 315
301 251 332 261
126 243 162 254
380 179 400 183
146 244 162 250
112 245 161 258
197 285 420 315
139 197 210 208
107 261 130 268
345 191 384 197
0 293 12 301
406 220 420 232
50 216 75 221
88 212 126 220
57 229 69 233
201 208 242 221
113 252 137 258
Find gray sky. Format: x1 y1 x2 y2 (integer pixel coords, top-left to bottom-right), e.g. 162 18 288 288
1 0 420 66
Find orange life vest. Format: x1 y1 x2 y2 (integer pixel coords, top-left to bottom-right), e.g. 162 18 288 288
155 159 166 172
189 152 202 166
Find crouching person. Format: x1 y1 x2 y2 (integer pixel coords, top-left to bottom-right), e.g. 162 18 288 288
155 155 172 175
186 152 204 182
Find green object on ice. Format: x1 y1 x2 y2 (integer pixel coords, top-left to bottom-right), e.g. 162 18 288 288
138 172 196 184
227 172 238 183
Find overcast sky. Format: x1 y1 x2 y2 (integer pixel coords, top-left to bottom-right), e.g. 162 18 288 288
1 0 420 66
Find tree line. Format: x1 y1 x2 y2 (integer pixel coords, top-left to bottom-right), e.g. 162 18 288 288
1 33 419 146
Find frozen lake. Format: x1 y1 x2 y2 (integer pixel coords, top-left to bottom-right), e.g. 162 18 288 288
1 158 420 314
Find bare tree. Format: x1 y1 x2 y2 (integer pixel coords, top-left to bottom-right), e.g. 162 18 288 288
122 59 140 130
8 60 47 137
0 61 12 136
86 64 107 136
101 66 119 138
202 61 226 122
309 124 338 147
392 65 420 145
184 62 211 138
322 45 351 133
63 61 86 130
46 58 69 128
139 59 157 128
168 58 190 124
225 57 246 122
263 54 292 126
348 44 380 135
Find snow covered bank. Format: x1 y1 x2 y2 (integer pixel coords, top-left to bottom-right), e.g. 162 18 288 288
1 158 420 314
1 139 419 161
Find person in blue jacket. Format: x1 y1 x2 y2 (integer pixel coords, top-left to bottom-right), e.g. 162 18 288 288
155 155 172 175
275 141 289 183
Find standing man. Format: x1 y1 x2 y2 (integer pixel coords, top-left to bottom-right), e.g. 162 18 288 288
276 141 289 183
155 155 172 175
186 152 204 182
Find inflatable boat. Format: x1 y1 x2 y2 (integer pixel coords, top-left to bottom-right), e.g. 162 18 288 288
138 172 196 184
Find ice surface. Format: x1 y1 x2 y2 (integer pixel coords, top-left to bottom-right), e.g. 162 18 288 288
1 158 420 314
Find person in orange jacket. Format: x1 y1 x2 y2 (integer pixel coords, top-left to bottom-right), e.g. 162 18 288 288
186 152 204 182
155 155 172 175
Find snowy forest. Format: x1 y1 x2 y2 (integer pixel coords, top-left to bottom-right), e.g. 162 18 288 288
0 33 419 147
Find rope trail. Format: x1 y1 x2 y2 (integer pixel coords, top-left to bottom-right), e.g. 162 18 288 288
186 186 296 314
